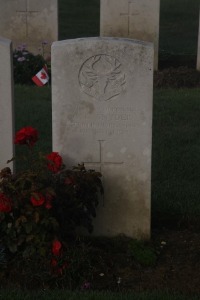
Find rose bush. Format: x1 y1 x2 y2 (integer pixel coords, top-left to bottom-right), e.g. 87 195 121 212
0 127 103 280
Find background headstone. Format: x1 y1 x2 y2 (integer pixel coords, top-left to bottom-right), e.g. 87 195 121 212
52 37 154 239
0 37 14 172
0 0 58 57
100 0 160 70
197 9 200 70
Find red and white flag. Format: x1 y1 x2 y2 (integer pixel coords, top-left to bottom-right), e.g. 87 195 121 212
32 65 49 86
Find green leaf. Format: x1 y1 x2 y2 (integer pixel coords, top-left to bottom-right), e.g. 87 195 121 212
8 243 17 253
24 222 33 234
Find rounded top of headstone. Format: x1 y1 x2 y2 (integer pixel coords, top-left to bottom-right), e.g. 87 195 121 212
52 36 153 50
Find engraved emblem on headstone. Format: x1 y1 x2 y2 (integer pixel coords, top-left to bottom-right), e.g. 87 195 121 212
78 54 126 101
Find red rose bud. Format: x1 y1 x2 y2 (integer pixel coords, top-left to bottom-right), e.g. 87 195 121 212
52 239 62 256
0 193 12 212
14 126 38 147
30 193 45 207
46 152 63 173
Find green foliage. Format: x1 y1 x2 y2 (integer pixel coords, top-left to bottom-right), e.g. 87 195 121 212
13 45 46 85
53 164 104 240
128 240 157 267
0 245 6 267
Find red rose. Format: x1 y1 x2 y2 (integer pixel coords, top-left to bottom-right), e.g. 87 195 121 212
46 152 63 173
30 193 45 207
0 193 12 212
52 239 62 256
14 126 38 147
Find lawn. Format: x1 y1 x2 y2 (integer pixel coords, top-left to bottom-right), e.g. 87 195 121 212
152 88 200 226
59 0 100 39
159 0 200 67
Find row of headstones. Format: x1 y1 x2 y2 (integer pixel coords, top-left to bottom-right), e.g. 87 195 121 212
0 0 159 65
1 0 200 69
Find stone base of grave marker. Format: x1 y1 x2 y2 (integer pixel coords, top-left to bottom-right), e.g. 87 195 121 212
0 37 14 172
197 10 200 70
52 37 153 239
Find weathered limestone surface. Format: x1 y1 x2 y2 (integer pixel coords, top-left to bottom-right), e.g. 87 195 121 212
52 37 154 239
0 0 58 56
100 0 160 70
197 10 200 70
0 37 14 171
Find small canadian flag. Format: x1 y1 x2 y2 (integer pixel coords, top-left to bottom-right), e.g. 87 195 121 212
32 65 49 86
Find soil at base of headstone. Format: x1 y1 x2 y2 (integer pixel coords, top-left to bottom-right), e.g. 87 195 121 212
90 228 200 295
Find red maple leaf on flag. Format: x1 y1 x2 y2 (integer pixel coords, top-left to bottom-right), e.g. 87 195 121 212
40 71 47 80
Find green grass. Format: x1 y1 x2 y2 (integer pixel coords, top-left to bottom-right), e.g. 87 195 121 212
159 0 200 67
159 0 200 56
0 290 199 300
152 88 200 226
59 0 100 40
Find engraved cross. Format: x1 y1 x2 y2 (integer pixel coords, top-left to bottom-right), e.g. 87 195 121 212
16 0 39 37
84 140 124 173
120 1 139 35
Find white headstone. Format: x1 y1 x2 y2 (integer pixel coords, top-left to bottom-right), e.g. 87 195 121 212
100 0 160 70
0 37 14 172
52 37 154 239
197 10 200 70
0 0 58 57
